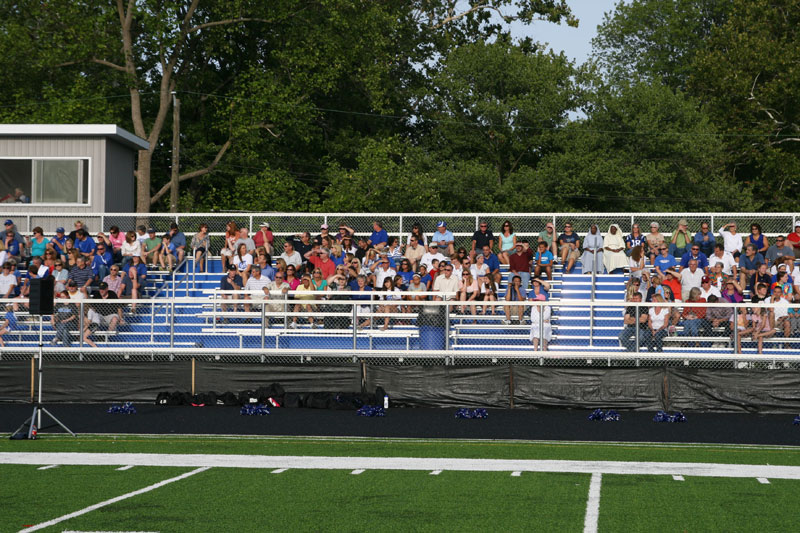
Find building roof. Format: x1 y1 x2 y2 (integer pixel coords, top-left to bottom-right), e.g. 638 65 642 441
0 124 149 151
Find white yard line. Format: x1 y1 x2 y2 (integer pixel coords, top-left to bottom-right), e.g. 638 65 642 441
7 453 800 480
757 477 770 484
270 468 287 474
511 471 521 477
583 473 602 533
429 470 442 475
672 475 684 481
37 464 59 470
62 531 159 532
19 467 208 533
116 465 134 471
350 469 365 475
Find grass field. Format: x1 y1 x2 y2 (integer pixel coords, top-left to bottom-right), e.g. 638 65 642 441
3 435 800 532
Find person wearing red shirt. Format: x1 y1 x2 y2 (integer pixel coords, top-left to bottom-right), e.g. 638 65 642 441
509 242 534 291
253 222 274 255
786 224 800 259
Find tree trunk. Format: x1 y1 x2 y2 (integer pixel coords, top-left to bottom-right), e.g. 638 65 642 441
136 149 153 213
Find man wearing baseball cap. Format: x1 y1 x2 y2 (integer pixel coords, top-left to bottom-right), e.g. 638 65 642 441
49 227 67 259
315 223 331 246
253 221 273 254
419 242 447 271
431 221 454 256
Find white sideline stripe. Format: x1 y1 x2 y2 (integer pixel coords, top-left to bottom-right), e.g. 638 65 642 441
4 453 800 480
116 465 134 471
271 468 287 474
62 531 160 532
673 475 684 481
583 473 602 533
757 477 770 484
19 467 209 533
511 471 521 477
429 470 442 475
37 464 59 470
351 469 365 475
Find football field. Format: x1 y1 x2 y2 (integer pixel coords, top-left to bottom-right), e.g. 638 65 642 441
3 436 800 532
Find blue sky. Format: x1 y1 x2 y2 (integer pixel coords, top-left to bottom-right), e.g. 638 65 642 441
513 0 620 65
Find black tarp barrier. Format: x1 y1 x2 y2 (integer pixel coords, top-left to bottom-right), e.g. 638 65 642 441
194 363 361 394
365 365 510 408
0 360 34 402
666 368 800 413
511 367 665 410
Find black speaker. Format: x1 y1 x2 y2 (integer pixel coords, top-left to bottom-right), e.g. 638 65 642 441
29 277 55 315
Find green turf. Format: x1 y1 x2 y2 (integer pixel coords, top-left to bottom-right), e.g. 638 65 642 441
13 469 590 532
0 465 191 532
3 435 800 466
600 474 800 532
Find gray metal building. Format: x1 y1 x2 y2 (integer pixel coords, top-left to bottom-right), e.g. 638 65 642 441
0 124 149 214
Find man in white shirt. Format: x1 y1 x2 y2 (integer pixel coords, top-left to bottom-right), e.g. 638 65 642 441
707 244 738 276
0 262 17 298
279 241 303 270
698 276 721 300
243 265 271 313
718 221 743 256
373 255 397 288
433 262 459 301
419 243 447 271
680 259 704 300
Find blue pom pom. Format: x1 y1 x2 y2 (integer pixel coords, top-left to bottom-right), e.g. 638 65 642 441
654 410 687 423
107 402 136 414
793 415 800 425
588 408 605 421
356 405 385 417
240 403 270 416
588 408 620 422
455 408 489 419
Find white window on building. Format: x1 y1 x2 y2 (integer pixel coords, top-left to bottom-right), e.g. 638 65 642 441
0 158 89 204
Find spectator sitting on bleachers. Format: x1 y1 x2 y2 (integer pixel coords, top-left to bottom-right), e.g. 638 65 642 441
693 221 716 257
107 226 125 262
471 220 494 262
404 235 425 271
278 240 302 272
529 278 552 351
709 262 731 291
50 289 78 346
234 227 257 258
243 265 270 314
708 244 737 277
430 221 454 257
120 231 142 273
166 223 186 263
645 222 665 266
102 265 125 298
787 224 800 259
372 253 396 291
479 244 501 285
26 226 48 260
680 287 708 340
305 245 336 279
625 223 646 257
497 220 516 265
699 275 721 300
503 274 525 325
533 241 554 280
4 228 22 262
668 218 692 258
721 279 743 304
538 222 557 257
68 256 94 295
84 281 124 347
653 244 678 278
645 295 670 352
628 245 648 284
603 224 627 274
252 222 273 255
368 221 388 250
705 294 732 338
581 224 603 275
557 222 580 274
433 262 458 301
788 294 800 336
91 242 114 280
772 270 793 299
680 244 709 273
377 277 403 330
340 235 357 256
738 244 764 289
765 235 794 266
750 281 770 304
75 229 97 259
0 304 16 347
619 292 647 351
458 270 479 316
745 223 769 256
329 243 346 267
662 269 682 303
750 263 771 294
420 242 447 271
718 221 743 257
218 265 242 315
52 259 68 294
385 237 404 265
142 228 161 266
126 256 148 309
191 224 210 272
233 243 252 285
680 259 704 300
335 223 355 243
48 226 67 260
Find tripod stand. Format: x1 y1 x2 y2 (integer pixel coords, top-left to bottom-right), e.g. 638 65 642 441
12 316 76 438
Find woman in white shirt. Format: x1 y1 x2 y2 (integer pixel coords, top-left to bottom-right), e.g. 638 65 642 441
378 277 403 330
470 253 490 278
458 271 479 317
120 231 142 273
233 243 253 285
646 295 670 352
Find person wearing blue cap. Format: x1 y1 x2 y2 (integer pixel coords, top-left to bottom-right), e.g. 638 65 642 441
432 221 454 256
49 227 68 259
3 220 24 247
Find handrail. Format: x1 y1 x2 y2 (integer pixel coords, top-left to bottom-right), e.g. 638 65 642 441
589 267 596 347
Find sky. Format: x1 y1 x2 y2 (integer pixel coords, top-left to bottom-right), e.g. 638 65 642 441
513 0 621 65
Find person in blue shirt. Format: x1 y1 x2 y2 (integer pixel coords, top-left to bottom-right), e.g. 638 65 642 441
158 235 177 270
352 275 374 328
533 241 554 280
737 244 764 289
679 244 709 273
653 245 678 277
167 222 187 263
480 244 501 284
693 222 716 257
75 229 97 258
4 230 21 260
49 227 67 258
431 221 455 256
0 305 17 347
625 224 647 257
91 243 114 279
368 221 388 250
418 264 433 289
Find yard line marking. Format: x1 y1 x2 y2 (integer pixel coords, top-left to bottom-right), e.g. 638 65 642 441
429 470 442 475
116 465 134 471
351 469 365 475
6 453 800 480
271 468 287 474
583 473 602 533
37 464 59 470
19 467 209 533
511 471 521 477
672 475 684 481
757 477 770 484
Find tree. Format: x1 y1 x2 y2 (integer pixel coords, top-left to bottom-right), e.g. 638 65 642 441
592 0 729 91
689 0 800 209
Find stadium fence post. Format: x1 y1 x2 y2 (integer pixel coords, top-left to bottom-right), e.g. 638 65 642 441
635 302 640 354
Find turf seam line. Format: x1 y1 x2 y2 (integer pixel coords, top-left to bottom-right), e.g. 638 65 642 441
18 466 209 533
583 473 602 533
